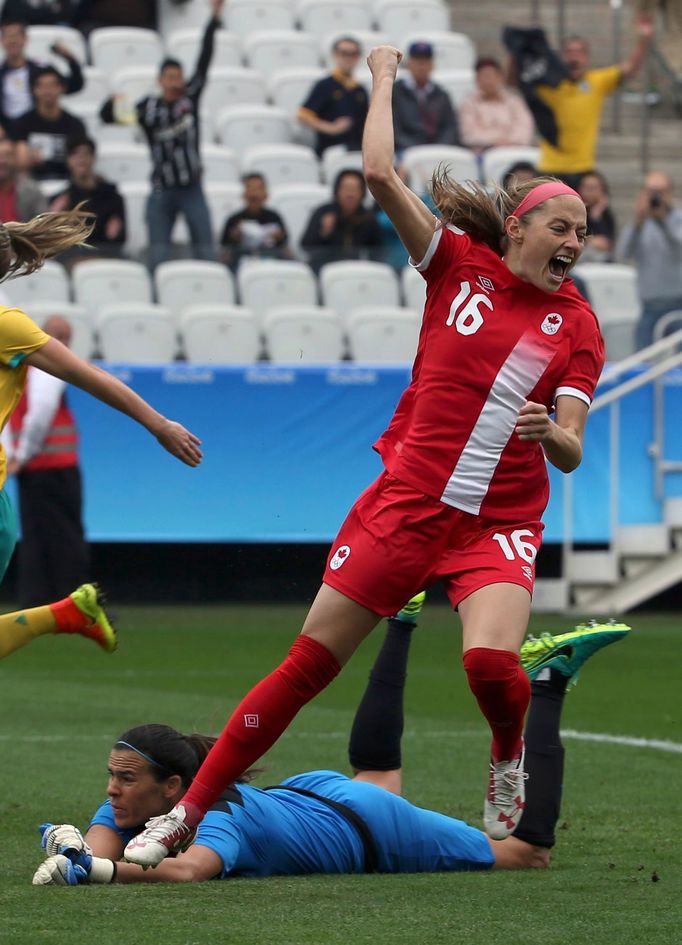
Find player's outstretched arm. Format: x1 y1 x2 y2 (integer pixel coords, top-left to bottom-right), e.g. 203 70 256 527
24 338 203 467
363 46 437 264
33 844 222 885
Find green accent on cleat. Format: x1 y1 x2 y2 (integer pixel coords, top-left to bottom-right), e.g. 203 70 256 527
395 591 426 624
69 583 118 653
520 620 631 686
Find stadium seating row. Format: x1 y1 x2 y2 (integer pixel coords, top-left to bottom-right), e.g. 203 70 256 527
3 258 642 363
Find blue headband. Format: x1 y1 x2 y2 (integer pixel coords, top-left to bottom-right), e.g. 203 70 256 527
114 740 170 772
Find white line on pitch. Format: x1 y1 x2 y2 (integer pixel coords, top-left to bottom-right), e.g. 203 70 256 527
2 729 682 754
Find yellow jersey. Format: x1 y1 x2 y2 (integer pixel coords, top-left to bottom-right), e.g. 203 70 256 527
0 306 50 488
536 65 622 174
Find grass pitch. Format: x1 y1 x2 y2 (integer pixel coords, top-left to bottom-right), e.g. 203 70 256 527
0 604 680 945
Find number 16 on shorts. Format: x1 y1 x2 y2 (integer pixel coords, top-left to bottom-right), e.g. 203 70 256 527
492 528 540 583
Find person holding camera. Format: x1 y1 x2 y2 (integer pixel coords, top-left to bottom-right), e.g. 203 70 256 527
617 170 682 349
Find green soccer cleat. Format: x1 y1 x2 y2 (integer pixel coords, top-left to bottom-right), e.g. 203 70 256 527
395 591 426 624
69 583 118 653
520 620 631 687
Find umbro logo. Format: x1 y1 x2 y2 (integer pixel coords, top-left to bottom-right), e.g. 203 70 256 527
244 714 260 728
476 275 495 293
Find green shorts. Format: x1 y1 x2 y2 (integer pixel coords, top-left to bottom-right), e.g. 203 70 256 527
0 488 17 584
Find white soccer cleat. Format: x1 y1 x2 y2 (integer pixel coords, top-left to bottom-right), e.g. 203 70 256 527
124 803 197 868
483 744 528 840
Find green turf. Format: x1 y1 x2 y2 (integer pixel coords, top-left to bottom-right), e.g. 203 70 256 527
0 605 680 945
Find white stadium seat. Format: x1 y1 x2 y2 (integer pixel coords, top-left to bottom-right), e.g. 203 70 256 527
89 27 163 74
226 0 296 37
216 105 292 153
4 261 70 310
481 146 541 186
165 29 243 74
26 25 87 64
374 0 450 45
202 68 268 117
159 0 211 36
320 147 364 186
238 260 317 324
320 261 401 324
28 301 95 360
402 144 479 193
572 263 640 360
268 67 326 119
110 66 158 120
97 304 177 363
119 181 150 256
401 265 427 312
296 0 373 41
200 144 241 185
204 183 243 240
264 305 344 362
65 101 100 138
242 144 320 187
181 305 261 363
269 182 331 253
433 69 475 107
400 31 476 72
243 31 320 79
347 306 421 363
96 142 151 184
155 261 235 316
64 66 110 109
73 260 152 315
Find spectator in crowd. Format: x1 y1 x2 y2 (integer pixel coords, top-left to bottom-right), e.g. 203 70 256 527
459 57 534 154
534 13 653 187
134 0 224 270
578 170 616 262
3 315 89 608
0 136 46 220
617 170 682 349
9 65 85 179
71 0 157 35
301 168 382 274
638 0 682 75
49 135 125 264
220 173 289 270
298 37 368 157
0 18 83 130
392 41 459 155
501 160 538 190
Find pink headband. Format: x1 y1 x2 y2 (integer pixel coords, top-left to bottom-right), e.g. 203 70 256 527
512 181 583 218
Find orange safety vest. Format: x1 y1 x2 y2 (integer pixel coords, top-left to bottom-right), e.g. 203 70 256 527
9 377 79 472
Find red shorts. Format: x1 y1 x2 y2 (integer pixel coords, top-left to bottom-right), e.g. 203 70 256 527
323 472 544 616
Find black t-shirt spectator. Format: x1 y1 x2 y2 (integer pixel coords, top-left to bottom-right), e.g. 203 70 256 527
55 177 126 245
586 205 616 241
9 107 85 179
301 200 383 272
300 74 368 156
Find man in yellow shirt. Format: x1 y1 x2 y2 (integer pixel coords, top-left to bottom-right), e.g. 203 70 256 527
536 13 653 186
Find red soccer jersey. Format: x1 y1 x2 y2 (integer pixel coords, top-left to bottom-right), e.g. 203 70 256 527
374 226 605 522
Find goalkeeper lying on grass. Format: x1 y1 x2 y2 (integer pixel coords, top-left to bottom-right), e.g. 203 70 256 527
33 599 629 885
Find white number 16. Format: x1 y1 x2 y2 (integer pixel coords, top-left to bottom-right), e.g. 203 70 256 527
492 529 538 564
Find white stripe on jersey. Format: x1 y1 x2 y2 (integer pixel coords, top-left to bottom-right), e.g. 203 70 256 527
440 331 555 514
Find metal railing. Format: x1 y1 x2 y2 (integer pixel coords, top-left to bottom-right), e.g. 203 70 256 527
562 328 682 580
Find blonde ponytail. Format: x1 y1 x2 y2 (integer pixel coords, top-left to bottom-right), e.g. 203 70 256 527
430 169 565 256
0 204 95 281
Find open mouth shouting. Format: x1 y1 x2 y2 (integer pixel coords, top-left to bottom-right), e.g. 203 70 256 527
547 254 573 286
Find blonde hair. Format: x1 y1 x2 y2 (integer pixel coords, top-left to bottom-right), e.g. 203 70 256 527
430 170 565 256
0 205 94 282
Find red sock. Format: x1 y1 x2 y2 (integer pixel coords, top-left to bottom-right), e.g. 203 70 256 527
183 635 341 817
463 647 530 762
49 597 88 633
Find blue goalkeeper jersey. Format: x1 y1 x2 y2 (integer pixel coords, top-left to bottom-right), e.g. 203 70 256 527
89 769 494 878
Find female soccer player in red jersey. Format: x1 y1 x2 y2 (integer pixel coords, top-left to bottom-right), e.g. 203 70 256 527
125 45 605 867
